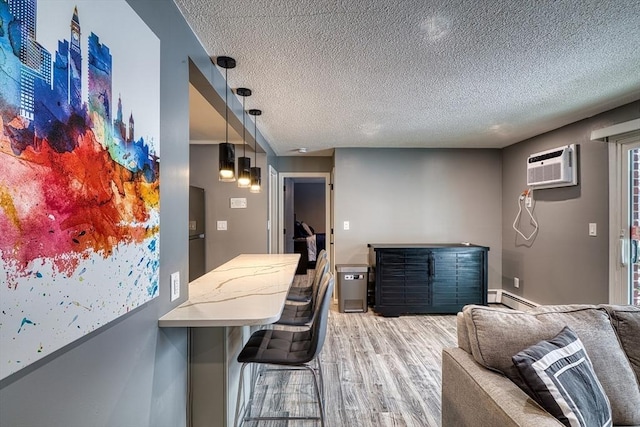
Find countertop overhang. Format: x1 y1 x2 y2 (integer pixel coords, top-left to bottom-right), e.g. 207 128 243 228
158 253 300 327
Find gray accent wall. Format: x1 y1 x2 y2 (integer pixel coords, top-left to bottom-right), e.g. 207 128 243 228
334 148 503 289
190 145 268 269
276 156 334 172
502 101 640 305
0 1 213 425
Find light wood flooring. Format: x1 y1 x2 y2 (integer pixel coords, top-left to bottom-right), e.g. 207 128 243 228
238 271 458 427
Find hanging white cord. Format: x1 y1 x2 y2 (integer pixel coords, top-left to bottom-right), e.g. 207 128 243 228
512 188 539 241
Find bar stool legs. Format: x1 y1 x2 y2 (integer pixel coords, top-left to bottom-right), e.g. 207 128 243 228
234 360 326 426
234 274 334 426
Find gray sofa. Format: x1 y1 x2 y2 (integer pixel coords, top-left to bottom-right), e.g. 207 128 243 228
442 304 640 427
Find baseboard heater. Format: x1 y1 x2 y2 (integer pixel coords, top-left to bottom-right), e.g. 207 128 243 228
501 292 538 310
488 289 539 310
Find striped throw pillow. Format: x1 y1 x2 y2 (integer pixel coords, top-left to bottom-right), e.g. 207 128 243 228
512 326 612 427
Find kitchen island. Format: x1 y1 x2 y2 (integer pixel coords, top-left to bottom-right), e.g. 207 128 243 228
159 253 300 427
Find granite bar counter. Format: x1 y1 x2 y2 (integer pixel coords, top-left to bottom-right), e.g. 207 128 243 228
158 253 299 427
159 253 300 327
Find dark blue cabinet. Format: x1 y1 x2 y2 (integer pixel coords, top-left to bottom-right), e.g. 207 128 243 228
369 244 489 316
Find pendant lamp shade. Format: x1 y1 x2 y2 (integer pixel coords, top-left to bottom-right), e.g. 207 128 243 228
216 56 236 182
248 109 262 193
237 157 251 187
236 88 252 188
219 143 235 181
250 166 262 193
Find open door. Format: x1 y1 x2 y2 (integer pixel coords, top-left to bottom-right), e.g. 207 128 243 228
278 172 331 271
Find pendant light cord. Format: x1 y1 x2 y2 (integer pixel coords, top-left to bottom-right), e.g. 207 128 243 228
242 96 246 156
225 68 228 144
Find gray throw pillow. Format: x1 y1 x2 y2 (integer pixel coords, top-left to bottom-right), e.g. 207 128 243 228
512 326 612 427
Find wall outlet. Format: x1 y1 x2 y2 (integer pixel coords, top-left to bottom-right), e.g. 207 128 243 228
513 277 520 288
217 220 227 231
170 272 180 301
343 221 350 230
525 196 532 208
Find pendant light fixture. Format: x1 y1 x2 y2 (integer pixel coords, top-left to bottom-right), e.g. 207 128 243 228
216 56 236 182
248 109 262 193
236 88 252 188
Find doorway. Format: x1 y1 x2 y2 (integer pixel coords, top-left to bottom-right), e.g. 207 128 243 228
278 172 331 269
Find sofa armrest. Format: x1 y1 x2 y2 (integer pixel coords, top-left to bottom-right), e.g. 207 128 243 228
442 347 563 427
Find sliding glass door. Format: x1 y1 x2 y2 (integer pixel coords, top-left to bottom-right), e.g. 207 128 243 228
626 144 640 305
611 137 640 305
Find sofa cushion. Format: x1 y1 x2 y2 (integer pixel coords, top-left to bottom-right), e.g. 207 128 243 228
512 326 612 427
601 304 640 384
456 312 471 353
463 304 640 425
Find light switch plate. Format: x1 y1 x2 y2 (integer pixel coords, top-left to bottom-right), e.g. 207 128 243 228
217 220 227 231
170 272 180 301
230 198 247 209
589 223 597 236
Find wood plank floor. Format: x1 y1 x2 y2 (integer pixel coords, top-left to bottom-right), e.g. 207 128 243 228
237 271 458 427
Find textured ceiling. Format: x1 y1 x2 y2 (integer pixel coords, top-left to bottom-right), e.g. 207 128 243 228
177 0 640 156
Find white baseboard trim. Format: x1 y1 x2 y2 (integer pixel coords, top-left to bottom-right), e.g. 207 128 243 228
487 289 539 310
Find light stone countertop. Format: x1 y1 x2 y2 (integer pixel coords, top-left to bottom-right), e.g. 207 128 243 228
158 253 300 327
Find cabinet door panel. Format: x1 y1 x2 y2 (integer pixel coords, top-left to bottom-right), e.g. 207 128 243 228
431 249 486 309
380 269 405 280
404 250 430 263
379 250 405 263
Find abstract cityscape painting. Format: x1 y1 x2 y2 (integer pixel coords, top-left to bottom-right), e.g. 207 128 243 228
0 0 160 379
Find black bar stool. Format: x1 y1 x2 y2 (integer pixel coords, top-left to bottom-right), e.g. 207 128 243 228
287 251 328 302
277 263 331 326
233 272 335 426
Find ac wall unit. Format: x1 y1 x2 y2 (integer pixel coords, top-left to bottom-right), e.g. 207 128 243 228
526 144 578 189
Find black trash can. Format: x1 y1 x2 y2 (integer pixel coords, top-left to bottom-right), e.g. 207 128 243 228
336 264 368 313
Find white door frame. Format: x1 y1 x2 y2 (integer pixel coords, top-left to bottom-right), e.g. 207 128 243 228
268 165 278 253
608 134 640 304
278 172 331 264
596 119 640 304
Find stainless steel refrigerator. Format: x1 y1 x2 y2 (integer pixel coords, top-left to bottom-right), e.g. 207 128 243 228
189 186 206 282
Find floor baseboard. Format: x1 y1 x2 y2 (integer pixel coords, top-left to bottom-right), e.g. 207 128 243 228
487 289 539 310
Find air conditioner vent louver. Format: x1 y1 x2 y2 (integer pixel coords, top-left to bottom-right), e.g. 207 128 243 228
526 144 578 189
529 163 561 184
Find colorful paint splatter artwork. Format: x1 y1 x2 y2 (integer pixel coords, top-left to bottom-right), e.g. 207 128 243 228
0 0 160 380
